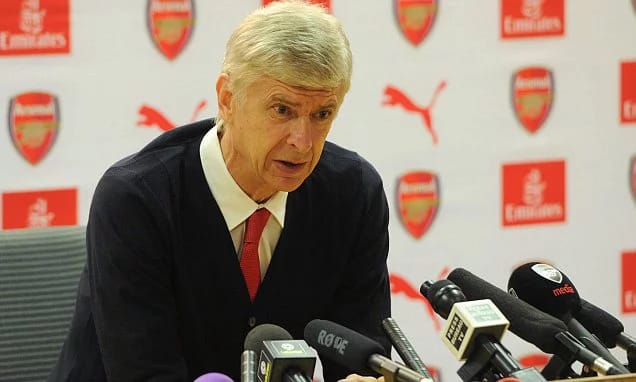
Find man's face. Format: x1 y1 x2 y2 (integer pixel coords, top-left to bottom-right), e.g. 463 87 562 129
217 75 343 202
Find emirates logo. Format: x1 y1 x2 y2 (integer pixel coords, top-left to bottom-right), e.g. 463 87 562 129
0 0 70 56
502 160 566 227
501 0 564 39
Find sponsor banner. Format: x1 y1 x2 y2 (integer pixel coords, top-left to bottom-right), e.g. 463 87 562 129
620 61 636 124
8 91 60 165
622 251 636 314
501 0 564 39
382 81 446 145
396 171 439 239
147 0 194 60
394 0 437 46
389 273 442 331
0 0 70 56
512 66 554 134
2 187 77 229
502 160 566 227
263 0 331 12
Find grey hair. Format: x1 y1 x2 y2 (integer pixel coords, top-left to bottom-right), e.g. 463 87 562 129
215 0 352 130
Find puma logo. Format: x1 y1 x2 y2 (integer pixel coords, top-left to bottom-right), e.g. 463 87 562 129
137 99 207 131
382 81 446 145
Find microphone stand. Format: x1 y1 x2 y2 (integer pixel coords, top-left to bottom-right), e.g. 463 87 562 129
627 343 636 373
457 335 546 382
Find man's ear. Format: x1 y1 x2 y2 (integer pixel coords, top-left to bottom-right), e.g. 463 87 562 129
216 73 233 122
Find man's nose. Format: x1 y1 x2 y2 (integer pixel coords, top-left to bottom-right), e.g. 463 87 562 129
287 118 312 152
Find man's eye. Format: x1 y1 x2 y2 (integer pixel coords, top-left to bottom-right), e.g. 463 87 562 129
316 110 332 120
274 105 288 115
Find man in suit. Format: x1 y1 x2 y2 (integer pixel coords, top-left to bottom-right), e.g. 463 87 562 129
49 1 391 381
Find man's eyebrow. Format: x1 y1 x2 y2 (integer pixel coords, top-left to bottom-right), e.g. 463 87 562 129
269 96 338 110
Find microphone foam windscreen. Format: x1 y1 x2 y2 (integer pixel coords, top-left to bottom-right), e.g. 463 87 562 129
447 268 569 355
193 372 234 382
244 323 293 353
575 298 624 348
507 262 581 320
304 319 385 376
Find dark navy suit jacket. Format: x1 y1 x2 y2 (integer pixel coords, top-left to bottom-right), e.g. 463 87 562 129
48 119 391 382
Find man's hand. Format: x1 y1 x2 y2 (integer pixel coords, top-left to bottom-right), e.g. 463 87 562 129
338 374 385 382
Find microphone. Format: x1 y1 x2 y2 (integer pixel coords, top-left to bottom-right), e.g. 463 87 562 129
382 317 434 379
575 298 636 372
304 319 431 382
243 323 315 382
421 280 547 382
508 262 629 374
194 373 234 382
447 268 624 376
575 298 636 350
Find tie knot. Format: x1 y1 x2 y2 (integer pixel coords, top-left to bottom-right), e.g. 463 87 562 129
244 208 271 244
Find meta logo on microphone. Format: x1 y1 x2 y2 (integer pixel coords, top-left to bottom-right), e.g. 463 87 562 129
622 251 636 314
501 0 565 39
147 0 194 60
530 263 562 283
0 0 71 56
316 330 348 355
512 66 554 134
263 0 331 12
620 61 636 124
501 160 566 227
394 0 438 46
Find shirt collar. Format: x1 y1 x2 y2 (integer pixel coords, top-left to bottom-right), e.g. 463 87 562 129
200 124 287 231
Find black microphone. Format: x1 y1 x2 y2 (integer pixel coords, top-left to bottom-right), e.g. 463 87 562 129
575 298 636 350
508 262 629 374
421 279 547 382
447 268 624 376
243 323 315 382
382 317 434 379
575 298 636 372
304 319 430 382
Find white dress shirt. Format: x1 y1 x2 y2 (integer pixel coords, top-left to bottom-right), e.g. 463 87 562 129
199 124 288 280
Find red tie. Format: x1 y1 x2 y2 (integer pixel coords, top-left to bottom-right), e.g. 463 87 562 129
239 208 271 302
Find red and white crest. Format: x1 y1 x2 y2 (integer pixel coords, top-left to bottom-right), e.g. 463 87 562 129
512 67 554 134
8 91 59 165
394 0 437 46
147 0 194 60
630 156 636 202
397 171 439 239
263 0 331 12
